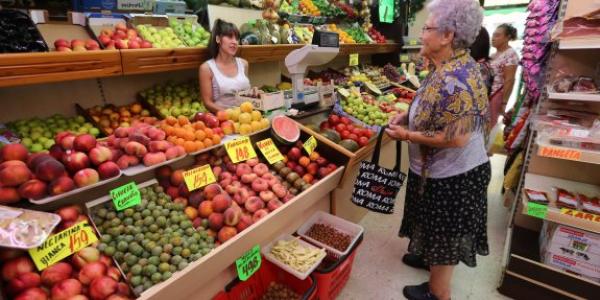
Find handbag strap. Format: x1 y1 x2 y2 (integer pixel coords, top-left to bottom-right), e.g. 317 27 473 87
371 125 403 172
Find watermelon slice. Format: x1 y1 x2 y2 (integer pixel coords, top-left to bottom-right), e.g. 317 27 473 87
271 115 300 145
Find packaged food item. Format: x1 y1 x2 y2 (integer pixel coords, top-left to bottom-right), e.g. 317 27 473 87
269 237 325 273
0 205 60 249
579 194 600 215
305 223 352 252
525 188 550 204
552 76 576 93
572 77 598 93
262 282 301 300
555 188 579 209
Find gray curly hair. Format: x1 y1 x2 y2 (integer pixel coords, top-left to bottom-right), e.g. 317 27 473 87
427 0 483 49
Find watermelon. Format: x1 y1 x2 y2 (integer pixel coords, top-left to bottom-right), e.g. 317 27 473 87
271 115 300 145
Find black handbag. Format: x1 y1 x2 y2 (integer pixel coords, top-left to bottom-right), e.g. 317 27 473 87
351 127 406 214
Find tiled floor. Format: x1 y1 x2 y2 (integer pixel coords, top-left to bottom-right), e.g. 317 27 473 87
339 155 512 300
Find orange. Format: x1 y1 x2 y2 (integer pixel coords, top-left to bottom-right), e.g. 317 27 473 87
165 116 177 126
212 135 221 145
309 151 320 161
175 128 186 138
183 124 193 131
183 131 195 141
204 128 214 138
178 116 189 126
194 130 206 141
183 141 196 153
194 140 205 150
164 126 175 136
167 136 176 143
203 138 213 147
193 121 206 130
176 138 185 146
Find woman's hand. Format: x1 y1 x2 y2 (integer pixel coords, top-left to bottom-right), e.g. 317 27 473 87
385 124 410 141
389 111 408 126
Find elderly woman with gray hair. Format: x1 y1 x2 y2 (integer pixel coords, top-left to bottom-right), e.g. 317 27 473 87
385 1 490 299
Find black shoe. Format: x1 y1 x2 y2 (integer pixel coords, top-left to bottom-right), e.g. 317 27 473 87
402 253 430 271
403 282 439 300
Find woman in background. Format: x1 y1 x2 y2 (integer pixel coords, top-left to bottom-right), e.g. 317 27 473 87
199 19 250 113
489 23 519 127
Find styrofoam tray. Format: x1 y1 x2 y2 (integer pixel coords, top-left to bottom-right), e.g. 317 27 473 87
122 154 187 176
297 211 364 258
262 234 326 280
29 171 123 205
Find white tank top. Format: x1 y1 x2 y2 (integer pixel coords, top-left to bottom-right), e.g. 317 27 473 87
207 58 251 108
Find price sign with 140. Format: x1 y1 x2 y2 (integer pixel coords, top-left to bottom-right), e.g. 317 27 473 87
225 136 257 163
183 164 216 191
29 221 98 271
236 245 261 281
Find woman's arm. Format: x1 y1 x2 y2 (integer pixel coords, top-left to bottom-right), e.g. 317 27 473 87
502 65 517 104
385 124 471 148
241 58 249 76
199 63 222 113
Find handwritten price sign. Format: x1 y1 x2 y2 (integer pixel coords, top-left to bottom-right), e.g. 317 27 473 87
236 245 261 281
110 182 141 211
256 138 284 164
349 53 359 66
303 136 318 155
29 221 98 271
183 165 216 191
225 136 257 163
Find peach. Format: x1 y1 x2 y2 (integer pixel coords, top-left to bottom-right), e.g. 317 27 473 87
259 190 275 202
188 190 204 208
293 165 305 177
212 166 222 177
78 262 106 285
41 262 72 287
175 145 186 156
73 134 97 152
235 163 251 177
170 169 184 186
56 205 81 222
192 217 203 229
250 178 268 192
106 267 121 281
73 168 100 188
0 160 27 172
241 173 257 184
208 213 224 231
244 196 264 213
271 183 287 199
147 127 166 141
71 247 100 269
14 287 48 300
0 187 20 204
219 178 232 188
184 206 198 220
225 180 241 195
203 183 222 200
55 132 73 144
36 158 65 182
60 135 76 150
98 255 113 268
117 138 130 149
149 140 170 152
198 200 213 218
124 141 147 157
48 177 76 195
89 276 118 300
51 279 82 300
246 158 259 167
283 192 294 203
89 146 113 166
48 144 65 161
173 197 188 207
218 226 238 243
252 163 269 176
109 148 123 162
307 162 318 176
178 183 190 198
252 209 269 223
225 161 236 173
208 156 223 167
236 214 253 232
166 186 179 199
128 133 150 147
116 282 131 297
114 127 129 138
2 257 35 281
1 143 28 162
97 161 120 179
143 152 166 166
212 193 232 213
26 153 52 170
224 206 242 226
116 155 139 169
8 272 41 295
165 146 180 160
220 120 234 135
63 151 90 173
155 165 172 180
267 199 283 212
0 164 31 186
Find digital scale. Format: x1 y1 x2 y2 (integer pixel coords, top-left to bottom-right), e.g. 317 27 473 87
284 30 339 109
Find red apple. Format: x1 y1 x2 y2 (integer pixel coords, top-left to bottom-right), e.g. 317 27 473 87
54 39 70 49
62 151 90 173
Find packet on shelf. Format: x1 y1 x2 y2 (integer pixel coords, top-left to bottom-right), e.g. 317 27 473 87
0 206 61 249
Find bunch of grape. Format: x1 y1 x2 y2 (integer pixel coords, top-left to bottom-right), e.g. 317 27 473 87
383 64 401 82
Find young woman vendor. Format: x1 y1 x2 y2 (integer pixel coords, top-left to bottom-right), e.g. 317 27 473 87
199 19 251 113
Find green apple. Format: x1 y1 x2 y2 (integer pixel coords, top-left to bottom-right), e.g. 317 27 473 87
31 143 43 152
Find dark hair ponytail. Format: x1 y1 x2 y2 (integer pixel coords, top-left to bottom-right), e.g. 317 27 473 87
208 19 240 58
498 23 518 41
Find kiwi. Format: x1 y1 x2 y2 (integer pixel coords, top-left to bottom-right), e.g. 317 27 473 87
286 172 300 183
273 161 285 171
293 178 305 190
279 167 292 177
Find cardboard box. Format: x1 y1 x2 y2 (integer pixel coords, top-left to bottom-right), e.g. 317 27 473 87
540 222 600 281
72 0 152 12
236 90 285 111
154 0 187 14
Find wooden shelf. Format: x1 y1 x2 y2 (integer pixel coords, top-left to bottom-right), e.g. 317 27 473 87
0 43 401 87
0 50 122 87
547 89 600 102
536 141 600 165
559 38 600 50
521 173 600 234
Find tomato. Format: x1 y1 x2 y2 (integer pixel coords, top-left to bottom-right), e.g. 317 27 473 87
340 117 352 125
352 128 362 136
358 136 369 147
320 121 330 131
348 133 359 141
328 114 340 125
341 130 351 140
335 123 346 132
363 129 373 138
346 124 354 132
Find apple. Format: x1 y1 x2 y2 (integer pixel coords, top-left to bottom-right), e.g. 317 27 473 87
54 39 70 49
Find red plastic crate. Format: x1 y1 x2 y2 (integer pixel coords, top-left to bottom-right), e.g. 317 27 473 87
312 233 363 300
213 257 317 300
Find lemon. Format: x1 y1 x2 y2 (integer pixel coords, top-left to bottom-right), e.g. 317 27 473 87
239 112 252 124
260 118 270 129
240 101 253 113
250 121 262 132
251 110 262 122
240 124 252 135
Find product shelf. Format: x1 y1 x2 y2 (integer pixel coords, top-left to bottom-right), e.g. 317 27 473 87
547 87 600 102
558 38 600 50
0 50 122 87
535 140 600 165
120 47 210 75
521 173 600 234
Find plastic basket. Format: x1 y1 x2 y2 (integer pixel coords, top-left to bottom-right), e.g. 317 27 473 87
262 234 327 280
313 233 363 300
297 211 364 259
213 257 317 300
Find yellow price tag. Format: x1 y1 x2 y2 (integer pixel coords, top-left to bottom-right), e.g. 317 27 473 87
409 39 418 45
183 164 216 191
256 138 284 164
29 221 98 271
303 136 317 155
225 136 257 163
400 54 410 62
337 88 350 98
349 53 359 66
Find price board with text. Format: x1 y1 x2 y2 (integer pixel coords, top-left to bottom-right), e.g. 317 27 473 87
256 138 284 164
183 165 216 191
225 136 257 163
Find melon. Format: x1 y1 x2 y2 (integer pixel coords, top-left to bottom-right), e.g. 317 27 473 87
339 139 359 152
321 129 341 143
271 115 300 145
